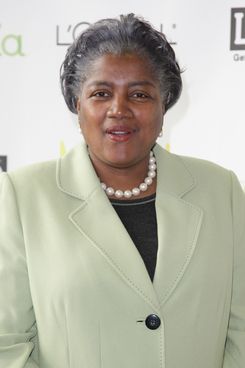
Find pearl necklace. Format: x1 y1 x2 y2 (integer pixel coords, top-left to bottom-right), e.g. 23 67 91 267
101 151 157 199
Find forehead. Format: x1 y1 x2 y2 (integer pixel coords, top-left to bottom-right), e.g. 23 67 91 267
84 53 158 85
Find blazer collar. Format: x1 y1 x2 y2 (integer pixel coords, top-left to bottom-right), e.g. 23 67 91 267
56 143 100 200
153 144 196 197
57 142 195 201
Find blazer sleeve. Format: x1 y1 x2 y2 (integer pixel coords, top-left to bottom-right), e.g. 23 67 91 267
0 173 39 367
223 171 245 367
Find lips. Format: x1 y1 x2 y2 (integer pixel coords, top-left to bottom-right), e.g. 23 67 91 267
105 126 136 142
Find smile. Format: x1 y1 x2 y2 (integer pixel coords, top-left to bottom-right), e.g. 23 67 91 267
105 127 136 142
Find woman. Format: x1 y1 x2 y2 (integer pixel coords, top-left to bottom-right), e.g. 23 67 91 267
0 14 244 368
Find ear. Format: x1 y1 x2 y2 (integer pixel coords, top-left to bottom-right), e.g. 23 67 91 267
76 98 80 114
162 102 166 116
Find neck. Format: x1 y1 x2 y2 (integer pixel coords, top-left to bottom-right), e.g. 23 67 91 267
88 151 157 199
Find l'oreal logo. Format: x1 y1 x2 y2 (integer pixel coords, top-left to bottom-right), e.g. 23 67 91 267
56 22 177 46
230 8 245 50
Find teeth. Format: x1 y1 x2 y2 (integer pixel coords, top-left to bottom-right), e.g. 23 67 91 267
111 131 129 135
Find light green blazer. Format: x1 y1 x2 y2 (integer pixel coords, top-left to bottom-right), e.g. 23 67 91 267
0 143 244 368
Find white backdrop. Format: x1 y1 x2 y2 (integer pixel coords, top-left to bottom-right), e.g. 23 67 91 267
1 0 245 186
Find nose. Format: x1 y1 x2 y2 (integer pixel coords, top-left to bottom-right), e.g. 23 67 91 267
106 95 132 119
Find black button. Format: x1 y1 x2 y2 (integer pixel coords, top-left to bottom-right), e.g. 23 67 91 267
145 314 161 330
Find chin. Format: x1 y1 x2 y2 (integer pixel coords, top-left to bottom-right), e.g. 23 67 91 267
105 151 147 169
106 157 134 169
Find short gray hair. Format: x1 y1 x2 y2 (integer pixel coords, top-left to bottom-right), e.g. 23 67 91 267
60 13 182 114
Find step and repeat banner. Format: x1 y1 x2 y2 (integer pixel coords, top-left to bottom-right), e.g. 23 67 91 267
0 0 245 186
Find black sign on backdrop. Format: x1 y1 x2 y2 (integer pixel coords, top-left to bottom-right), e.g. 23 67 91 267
0 156 7 172
230 8 245 50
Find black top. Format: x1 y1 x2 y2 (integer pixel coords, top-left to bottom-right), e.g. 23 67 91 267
110 193 158 282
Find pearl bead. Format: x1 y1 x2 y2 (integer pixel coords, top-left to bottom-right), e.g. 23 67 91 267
139 183 148 191
144 177 153 185
149 157 156 164
106 187 114 196
115 190 123 198
124 190 132 198
132 187 140 196
149 163 157 171
101 183 106 190
148 170 156 178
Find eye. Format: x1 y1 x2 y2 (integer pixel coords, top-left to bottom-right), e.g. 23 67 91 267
91 90 110 98
131 92 150 99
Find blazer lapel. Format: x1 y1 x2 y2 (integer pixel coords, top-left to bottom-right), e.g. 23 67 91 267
153 145 203 306
57 143 161 312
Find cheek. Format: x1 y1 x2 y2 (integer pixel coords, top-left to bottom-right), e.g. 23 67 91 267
80 103 106 126
78 112 104 146
144 110 163 133
138 103 163 124
79 109 96 131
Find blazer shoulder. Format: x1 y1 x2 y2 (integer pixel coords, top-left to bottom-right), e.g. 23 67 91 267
174 152 231 182
2 159 58 193
155 144 230 180
162 150 236 197
170 154 245 220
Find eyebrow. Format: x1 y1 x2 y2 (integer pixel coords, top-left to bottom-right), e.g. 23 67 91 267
86 80 157 88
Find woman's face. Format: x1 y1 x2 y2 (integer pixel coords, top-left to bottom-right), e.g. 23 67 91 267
77 53 165 169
